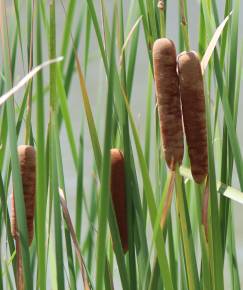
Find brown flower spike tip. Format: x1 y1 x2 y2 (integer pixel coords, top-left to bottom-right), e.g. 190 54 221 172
177 51 208 183
153 38 184 170
110 149 128 253
11 145 36 245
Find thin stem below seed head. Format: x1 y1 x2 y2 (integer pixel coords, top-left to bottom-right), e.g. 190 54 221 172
158 1 165 37
179 0 190 51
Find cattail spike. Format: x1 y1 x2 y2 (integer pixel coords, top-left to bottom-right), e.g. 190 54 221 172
110 149 128 253
11 145 36 245
153 38 184 170
177 51 208 183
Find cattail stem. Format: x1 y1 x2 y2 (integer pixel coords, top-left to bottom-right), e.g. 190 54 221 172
160 171 175 229
175 167 200 288
157 1 165 38
179 0 190 51
25 0 35 145
202 178 209 241
16 238 24 290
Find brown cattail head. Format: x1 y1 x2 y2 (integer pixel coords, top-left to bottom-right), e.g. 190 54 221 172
177 51 208 183
153 38 184 170
110 149 128 253
11 145 36 245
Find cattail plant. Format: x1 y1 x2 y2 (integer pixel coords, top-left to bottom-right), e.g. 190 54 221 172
177 51 208 183
153 38 184 170
11 145 36 290
110 149 128 253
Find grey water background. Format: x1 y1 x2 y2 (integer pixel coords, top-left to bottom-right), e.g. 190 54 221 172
3 0 243 288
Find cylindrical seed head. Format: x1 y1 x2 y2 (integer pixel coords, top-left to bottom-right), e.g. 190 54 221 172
177 51 208 183
11 145 36 245
110 149 128 253
153 38 184 170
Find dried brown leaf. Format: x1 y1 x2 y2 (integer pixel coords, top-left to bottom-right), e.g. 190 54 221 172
59 188 90 290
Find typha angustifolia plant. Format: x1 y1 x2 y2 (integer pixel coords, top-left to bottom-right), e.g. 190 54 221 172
11 145 36 290
152 38 183 226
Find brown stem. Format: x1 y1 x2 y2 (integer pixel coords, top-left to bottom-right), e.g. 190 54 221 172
179 0 190 51
179 0 187 25
202 177 209 241
160 171 175 229
16 237 24 290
